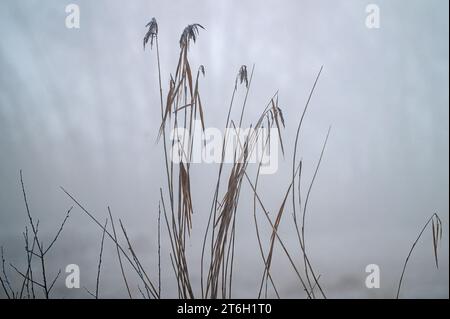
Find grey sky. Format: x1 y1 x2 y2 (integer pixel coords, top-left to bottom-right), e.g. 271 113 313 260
0 0 448 298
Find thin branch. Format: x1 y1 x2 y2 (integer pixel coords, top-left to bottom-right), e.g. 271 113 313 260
10 263 45 289
44 206 73 255
48 269 61 293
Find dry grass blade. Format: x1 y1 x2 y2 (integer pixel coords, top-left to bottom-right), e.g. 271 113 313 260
297 127 331 298
95 218 108 299
431 215 443 269
396 213 442 299
158 203 162 297
206 141 250 298
292 65 324 215
262 181 291 295
270 97 285 156
290 66 325 298
158 77 175 139
253 135 281 299
243 167 311 299
200 65 251 297
195 65 206 132
180 162 194 233
119 219 156 299
108 207 132 299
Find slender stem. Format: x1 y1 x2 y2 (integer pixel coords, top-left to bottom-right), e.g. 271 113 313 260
396 213 440 299
95 218 108 299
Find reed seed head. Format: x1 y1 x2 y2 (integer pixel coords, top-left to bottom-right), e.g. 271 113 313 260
179 23 205 49
238 65 249 88
199 65 205 77
143 17 158 50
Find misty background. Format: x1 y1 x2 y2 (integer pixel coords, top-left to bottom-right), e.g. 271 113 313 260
0 0 448 298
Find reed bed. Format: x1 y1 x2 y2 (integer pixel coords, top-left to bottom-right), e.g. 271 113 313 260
0 18 443 299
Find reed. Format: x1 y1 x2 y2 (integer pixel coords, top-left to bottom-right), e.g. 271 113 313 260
0 18 444 300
